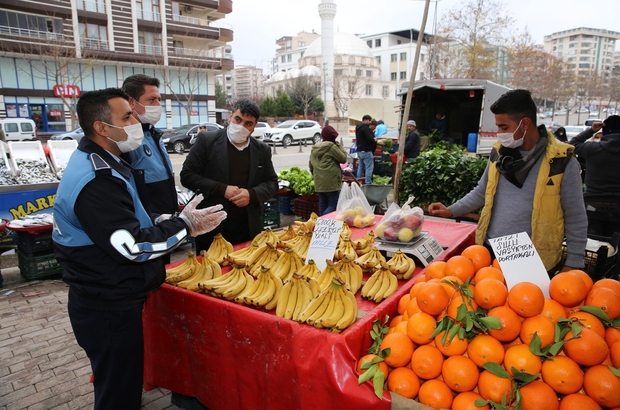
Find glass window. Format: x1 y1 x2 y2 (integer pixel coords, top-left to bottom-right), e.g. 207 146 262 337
376 56 381 64
77 0 105 13
390 54 397 62
400 52 407 61
4 123 18 133
348 57 355 64
356 69 362 76
375 39 381 47
365 85 372 96
348 82 355 93
21 122 34 132
420 54 425 62
287 54 291 62
382 86 389 97
334 69 343 75
366 70 372 77
367 40 372 48
390 72 397 80
400 72 406 80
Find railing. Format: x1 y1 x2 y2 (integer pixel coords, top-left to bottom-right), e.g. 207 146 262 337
138 10 161 22
171 14 233 31
80 38 109 51
208 20 233 30
138 44 163 55
170 46 232 59
76 0 106 14
0 25 65 41
172 14 200 25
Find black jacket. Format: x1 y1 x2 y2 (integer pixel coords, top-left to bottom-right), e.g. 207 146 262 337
355 123 376 152
569 129 620 202
405 130 420 159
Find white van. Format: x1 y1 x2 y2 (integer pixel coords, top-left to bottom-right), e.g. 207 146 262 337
0 118 37 141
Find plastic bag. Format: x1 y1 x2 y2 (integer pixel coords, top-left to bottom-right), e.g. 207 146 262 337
334 182 375 228
376 196 424 242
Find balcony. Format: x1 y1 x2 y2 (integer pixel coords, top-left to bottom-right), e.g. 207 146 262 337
169 47 233 69
168 16 232 42
0 25 65 41
80 38 109 51
76 0 106 14
138 10 161 22
139 44 163 55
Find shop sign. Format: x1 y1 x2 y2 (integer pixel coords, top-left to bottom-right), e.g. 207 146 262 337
53 85 81 98
190 110 199 116
49 110 63 117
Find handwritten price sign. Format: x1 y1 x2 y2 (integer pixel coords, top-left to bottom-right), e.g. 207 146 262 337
306 218 344 271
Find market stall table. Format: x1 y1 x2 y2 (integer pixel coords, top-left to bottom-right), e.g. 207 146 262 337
143 217 477 410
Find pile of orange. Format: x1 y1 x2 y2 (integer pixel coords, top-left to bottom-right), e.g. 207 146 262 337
357 244 620 410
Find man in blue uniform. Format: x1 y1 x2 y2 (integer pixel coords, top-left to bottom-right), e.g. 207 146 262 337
53 88 226 410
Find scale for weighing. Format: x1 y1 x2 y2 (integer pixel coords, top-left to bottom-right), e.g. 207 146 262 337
375 232 444 266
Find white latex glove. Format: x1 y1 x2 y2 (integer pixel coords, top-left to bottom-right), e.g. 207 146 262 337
154 214 172 224
178 194 227 237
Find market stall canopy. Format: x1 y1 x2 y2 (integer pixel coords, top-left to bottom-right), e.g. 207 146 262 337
398 78 509 95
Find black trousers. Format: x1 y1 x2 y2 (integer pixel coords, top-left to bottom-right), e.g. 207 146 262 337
68 300 144 410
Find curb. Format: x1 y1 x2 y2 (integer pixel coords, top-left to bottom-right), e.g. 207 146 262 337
1 266 27 288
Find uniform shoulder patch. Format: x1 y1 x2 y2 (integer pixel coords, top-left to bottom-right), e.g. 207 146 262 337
143 145 152 156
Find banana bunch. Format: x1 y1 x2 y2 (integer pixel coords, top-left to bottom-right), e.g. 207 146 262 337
281 231 312 259
294 211 319 232
236 266 282 310
354 246 387 271
316 259 348 291
298 277 358 332
361 261 398 302
246 242 282 276
353 231 375 256
333 238 358 261
206 233 234 265
165 252 198 284
199 263 254 300
386 250 416 280
275 225 298 242
177 251 222 292
251 228 280 247
275 272 320 320
271 248 305 282
340 223 352 241
227 241 260 266
298 259 321 280
335 256 363 294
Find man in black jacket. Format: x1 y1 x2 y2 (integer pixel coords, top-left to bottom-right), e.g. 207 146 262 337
404 120 420 161
181 99 278 251
355 114 377 184
569 115 620 236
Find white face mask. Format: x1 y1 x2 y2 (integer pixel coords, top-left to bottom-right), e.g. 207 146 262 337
227 122 251 145
104 122 144 153
136 102 162 124
497 119 526 149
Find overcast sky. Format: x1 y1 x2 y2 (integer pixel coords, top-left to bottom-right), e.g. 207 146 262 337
226 0 620 73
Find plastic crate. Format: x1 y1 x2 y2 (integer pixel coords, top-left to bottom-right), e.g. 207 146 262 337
293 197 320 220
279 195 296 216
560 233 619 280
17 249 62 280
13 228 54 257
263 199 280 229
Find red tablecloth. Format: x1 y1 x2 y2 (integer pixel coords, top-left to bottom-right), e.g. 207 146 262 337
143 217 476 410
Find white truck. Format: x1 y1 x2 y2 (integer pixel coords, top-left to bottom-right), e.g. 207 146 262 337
399 79 511 156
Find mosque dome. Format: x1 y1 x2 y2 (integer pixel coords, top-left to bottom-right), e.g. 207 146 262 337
304 32 374 58
300 65 322 76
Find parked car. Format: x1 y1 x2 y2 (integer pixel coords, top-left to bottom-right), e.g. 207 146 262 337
163 123 222 154
50 127 84 142
563 125 586 139
539 120 561 133
0 118 37 141
188 122 224 145
262 120 321 146
251 122 271 139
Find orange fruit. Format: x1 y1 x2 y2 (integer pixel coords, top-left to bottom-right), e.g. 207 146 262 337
563 327 609 367
568 311 605 338
357 354 389 378
452 391 490 410
477 369 513 404
549 271 588 307
416 282 450 316
461 244 492 272
406 312 437 345
487 305 522 342
409 282 425 299
435 330 468 356
567 269 593 292
507 281 545 318
413 272 427 284
397 294 411 315
380 332 415 368
386 367 420 399
446 292 478 319
467 334 505 368
503 344 542 376
585 287 620 319
389 315 404 328
610 341 620 367
541 355 584 395
439 276 461 297
474 278 508 310
540 298 568 323
583 364 620 408
418 379 454 410
559 393 602 410
606 326 620 347
425 261 446 281
391 321 408 335
406 297 423 317
519 315 556 348
444 255 476 283
492 258 502 271
474 266 505 284
591 278 620 294
518 380 559 410
410 344 444 380
441 355 480 392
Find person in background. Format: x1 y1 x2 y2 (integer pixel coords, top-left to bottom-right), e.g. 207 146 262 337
568 116 620 237
429 89 586 274
404 120 420 161
199 125 207 133
428 109 448 137
309 126 347 215
52 88 226 410
375 119 387 138
592 131 602 141
321 119 338 142
180 98 278 251
355 115 377 184
0 126 5 142
554 127 568 143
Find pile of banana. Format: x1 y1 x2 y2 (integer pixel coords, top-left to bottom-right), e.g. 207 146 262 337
275 272 319 320
271 248 305 282
252 229 280 247
361 261 398 302
335 257 363 294
198 263 254 300
245 242 282 276
316 260 348 291
235 265 282 310
165 251 222 292
385 250 416 280
205 233 234 265
352 231 375 256
354 246 387 271
298 277 358 332
293 212 319 232
333 238 358 261
297 259 321 280
227 241 260 265
280 231 313 259
275 225 297 242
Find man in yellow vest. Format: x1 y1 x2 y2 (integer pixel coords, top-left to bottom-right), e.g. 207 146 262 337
429 89 587 274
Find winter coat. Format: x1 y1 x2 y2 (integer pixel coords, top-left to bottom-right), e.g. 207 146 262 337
309 142 347 193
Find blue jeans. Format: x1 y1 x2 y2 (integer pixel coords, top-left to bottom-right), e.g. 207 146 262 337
319 191 340 215
357 151 374 184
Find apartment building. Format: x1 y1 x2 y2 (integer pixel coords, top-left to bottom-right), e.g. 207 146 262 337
271 31 320 75
231 65 265 101
0 0 234 133
543 27 620 80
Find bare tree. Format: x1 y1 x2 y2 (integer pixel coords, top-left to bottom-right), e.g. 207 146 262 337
507 30 545 98
332 73 367 120
545 59 575 122
287 74 319 119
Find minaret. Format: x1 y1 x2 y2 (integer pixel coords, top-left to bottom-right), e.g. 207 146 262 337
318 0 336 105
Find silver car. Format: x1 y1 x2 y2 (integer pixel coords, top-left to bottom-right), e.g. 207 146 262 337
262 120 322 146
50 127 84 142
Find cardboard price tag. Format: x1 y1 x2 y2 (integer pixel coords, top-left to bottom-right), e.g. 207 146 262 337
306 218 344 271
488 232 550 297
